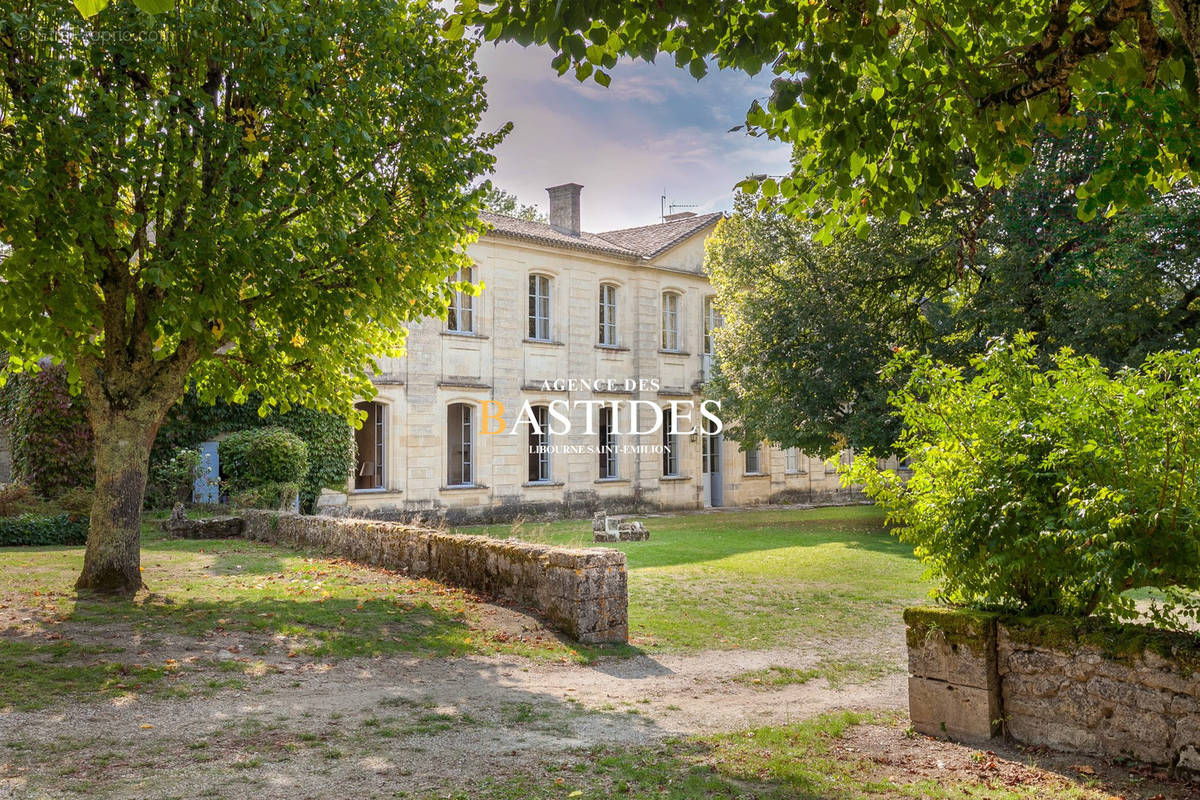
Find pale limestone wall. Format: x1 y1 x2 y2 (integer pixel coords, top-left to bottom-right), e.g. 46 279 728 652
241 510 628 644
906 608 1200 773
349 226 871 522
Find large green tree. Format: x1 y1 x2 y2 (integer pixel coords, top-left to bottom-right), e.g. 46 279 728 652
454 0 1200 233
0 0 500 594
707 130 1200 455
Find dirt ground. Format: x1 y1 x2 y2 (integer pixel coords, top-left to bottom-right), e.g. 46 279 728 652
0 628 909 798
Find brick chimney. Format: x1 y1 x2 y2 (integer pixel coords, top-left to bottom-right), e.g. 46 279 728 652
546 183 583 236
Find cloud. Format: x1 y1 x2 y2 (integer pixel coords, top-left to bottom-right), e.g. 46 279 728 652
474 41 790 231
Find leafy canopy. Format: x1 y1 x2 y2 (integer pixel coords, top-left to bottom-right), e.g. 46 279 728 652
455 0 1200 236
0 0 501 419
705 128 1200 456
843 337 1200 624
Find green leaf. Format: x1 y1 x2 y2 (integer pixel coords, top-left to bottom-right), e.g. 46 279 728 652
870 86 885 101
73 0 110 17
594 70 611 88
132 0 174 12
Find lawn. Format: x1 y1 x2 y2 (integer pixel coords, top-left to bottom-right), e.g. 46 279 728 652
0 520 587 711
0 505 924 711
458 505 929 651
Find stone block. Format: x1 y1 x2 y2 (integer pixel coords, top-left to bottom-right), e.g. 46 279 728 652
908 676 1001 741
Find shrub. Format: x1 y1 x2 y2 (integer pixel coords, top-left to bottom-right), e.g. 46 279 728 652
0 514 89 546
230 482 300 511
154 393 353 513
219 428 309 496
145 447 203 510
56 487 94 518
844 336 1200 626
0 483 38 518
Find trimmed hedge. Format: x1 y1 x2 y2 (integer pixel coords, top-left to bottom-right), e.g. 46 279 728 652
0 514 88 546
220 427 309 494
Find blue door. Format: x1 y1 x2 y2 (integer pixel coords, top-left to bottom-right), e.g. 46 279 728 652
193 441 220 504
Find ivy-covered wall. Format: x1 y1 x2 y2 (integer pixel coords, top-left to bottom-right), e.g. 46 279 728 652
0 365 94 498
0 367 353 512
154 392 354 513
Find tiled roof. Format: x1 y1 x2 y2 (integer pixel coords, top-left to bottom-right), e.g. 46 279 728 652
480 212 639 258
594 212 725 259
480 211 723 261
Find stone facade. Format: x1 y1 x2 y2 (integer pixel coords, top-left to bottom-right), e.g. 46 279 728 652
240 510 628 644
906 607 1200 774
348 185 878 523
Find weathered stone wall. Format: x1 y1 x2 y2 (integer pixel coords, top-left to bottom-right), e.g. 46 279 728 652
241 511 628 645
906 607 1200 773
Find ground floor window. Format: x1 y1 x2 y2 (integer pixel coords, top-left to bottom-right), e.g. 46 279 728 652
598 405 617 479
786 448 802 473
448 403 474 486
527 404 551 483
354 401 385 491
744 444 762 475
662 407 680 477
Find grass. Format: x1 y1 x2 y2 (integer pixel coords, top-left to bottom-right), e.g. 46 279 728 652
440 711 1141 800
0 521 594 709
459 506 928 651
733 656 903 690
0 505 922 709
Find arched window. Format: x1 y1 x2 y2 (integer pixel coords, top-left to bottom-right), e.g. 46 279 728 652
448 265 474 333
527 404 551 483
528 274 552 340
354 401 386 491
448 403 474 486
661 291 680 351
598 283 618 346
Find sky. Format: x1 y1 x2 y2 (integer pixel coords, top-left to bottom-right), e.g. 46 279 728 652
473 41 793 233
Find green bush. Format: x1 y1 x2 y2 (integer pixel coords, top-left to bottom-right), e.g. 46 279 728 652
0 514 89 546
844 336 1200 626
230 481 300 510
145 447 203 510
219 428 309 496
153 393 353 513
56 487 94 518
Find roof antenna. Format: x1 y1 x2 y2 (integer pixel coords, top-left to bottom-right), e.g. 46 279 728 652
661 192 698 223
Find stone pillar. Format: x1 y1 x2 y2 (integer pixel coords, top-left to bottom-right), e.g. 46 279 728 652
905 607 1002 742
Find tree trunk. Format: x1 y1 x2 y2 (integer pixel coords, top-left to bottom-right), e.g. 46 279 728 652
1166 0 1200 94
74 396 176 595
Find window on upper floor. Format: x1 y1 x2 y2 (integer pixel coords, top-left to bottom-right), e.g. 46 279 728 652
447 266 474 333
528 274 551 341
353 401 386 491
703 295 722 356
448 403 474 486
598 283 618 346
598 404 618 479
527 404 551 483
661 291 680 351
662 406 680 477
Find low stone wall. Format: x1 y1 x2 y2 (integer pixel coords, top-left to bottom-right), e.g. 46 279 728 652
241 511 628 645
906 607 1200 773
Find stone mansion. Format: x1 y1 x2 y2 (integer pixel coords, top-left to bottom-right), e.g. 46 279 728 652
347 183 859 521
